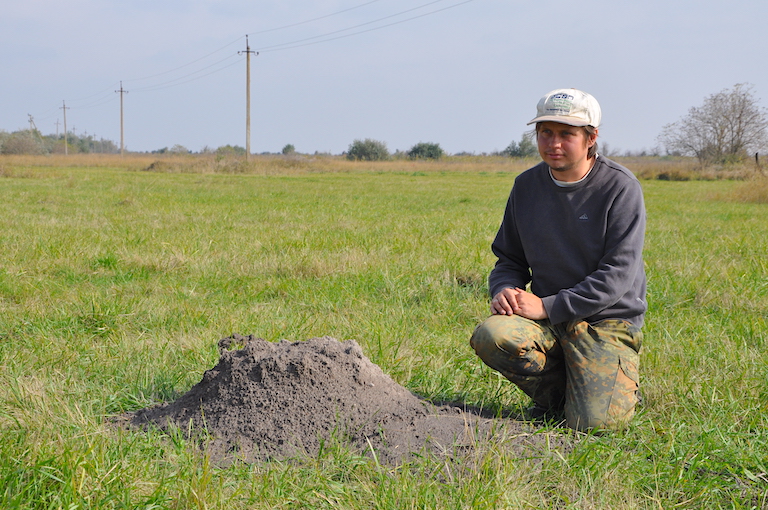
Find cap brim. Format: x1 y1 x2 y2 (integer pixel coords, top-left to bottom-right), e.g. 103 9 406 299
527 115 592 127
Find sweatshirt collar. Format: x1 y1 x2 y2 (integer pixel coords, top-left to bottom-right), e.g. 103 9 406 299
549 155 599 187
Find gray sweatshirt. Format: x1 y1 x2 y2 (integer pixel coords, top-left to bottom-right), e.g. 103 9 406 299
489 156 647 326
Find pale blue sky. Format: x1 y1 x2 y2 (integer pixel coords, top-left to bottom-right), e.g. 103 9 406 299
2 0 767 155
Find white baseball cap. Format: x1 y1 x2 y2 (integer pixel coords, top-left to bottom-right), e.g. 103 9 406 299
527 88 601 128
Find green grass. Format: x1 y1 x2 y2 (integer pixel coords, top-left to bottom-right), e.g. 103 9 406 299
1 159 767 508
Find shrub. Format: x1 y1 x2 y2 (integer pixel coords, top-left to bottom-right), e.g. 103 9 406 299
216 145 246 157
503 132 538 158
0 131 46 155
407 142 444 160
346 139 390 161
282 144 296 155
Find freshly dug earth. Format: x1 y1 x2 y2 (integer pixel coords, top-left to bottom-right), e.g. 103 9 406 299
125 335 571 465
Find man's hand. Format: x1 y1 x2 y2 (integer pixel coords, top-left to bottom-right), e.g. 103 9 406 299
491 287 548 320
490 287 519 316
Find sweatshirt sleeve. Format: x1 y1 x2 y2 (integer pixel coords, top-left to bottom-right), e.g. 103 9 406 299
488 189 532 297
542 179 646 325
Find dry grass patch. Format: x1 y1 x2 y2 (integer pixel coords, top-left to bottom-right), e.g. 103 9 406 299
2 153 534 176
728 177 768 203
624 155 767 181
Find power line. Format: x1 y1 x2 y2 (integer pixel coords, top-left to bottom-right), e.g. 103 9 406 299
258 0 476 53
255 0 450 52
125 36 245 83
247 0 383 36
43 1 474 103
25 0 478 139
72 92 120 111
35 86 120 119
127 0 472 93
67 82 122 103
120 1 386 85
131 55 243 93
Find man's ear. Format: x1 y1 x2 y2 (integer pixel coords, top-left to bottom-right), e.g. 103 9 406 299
589 128 599 147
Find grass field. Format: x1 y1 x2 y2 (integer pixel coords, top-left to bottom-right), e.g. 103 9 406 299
1 154 766 509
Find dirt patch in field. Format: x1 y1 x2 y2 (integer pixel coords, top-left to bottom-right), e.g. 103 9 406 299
122 335 571 466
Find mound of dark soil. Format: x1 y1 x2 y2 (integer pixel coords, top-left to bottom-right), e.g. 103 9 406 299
124 335 570 465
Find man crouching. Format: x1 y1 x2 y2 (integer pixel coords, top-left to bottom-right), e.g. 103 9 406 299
470 88 647 431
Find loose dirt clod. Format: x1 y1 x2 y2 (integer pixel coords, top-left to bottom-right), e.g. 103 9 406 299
124 335 570 465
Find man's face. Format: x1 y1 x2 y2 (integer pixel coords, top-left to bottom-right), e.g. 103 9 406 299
536 121 594 173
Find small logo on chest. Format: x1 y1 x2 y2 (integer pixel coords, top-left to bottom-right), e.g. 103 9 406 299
578 213 589 221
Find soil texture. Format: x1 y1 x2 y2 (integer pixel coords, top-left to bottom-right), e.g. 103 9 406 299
124 335 571 465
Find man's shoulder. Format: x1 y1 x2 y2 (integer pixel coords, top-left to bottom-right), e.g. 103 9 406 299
515 161 548 183
596 156 640 185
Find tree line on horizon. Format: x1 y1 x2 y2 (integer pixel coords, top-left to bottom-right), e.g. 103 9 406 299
0 130 120 155
3 84 766 167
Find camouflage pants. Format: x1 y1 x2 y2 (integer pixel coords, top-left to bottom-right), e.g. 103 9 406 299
470 314 642 431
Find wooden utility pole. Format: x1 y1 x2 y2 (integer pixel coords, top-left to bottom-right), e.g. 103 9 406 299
239 36 258 161
28 114 44 144
60 101 70 155
116 82 128 155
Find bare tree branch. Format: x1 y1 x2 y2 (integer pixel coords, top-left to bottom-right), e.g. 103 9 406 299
657 83 768 165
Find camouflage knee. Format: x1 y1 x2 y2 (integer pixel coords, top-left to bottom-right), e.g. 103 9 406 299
470 315 565 410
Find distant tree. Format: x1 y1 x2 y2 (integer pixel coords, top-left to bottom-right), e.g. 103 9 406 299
407 142 444 160
392 149 407 160
657 83 768 165
48 137 68 154
0 130 45 155
216 144 246 156
0 129 120 155
86 136 118 154
169 144 190 154
282 144 296 155
503 131 538 158
346 138 390 161
74 134 92 153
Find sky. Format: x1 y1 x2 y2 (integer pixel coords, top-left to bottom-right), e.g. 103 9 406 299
3 0 768 155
